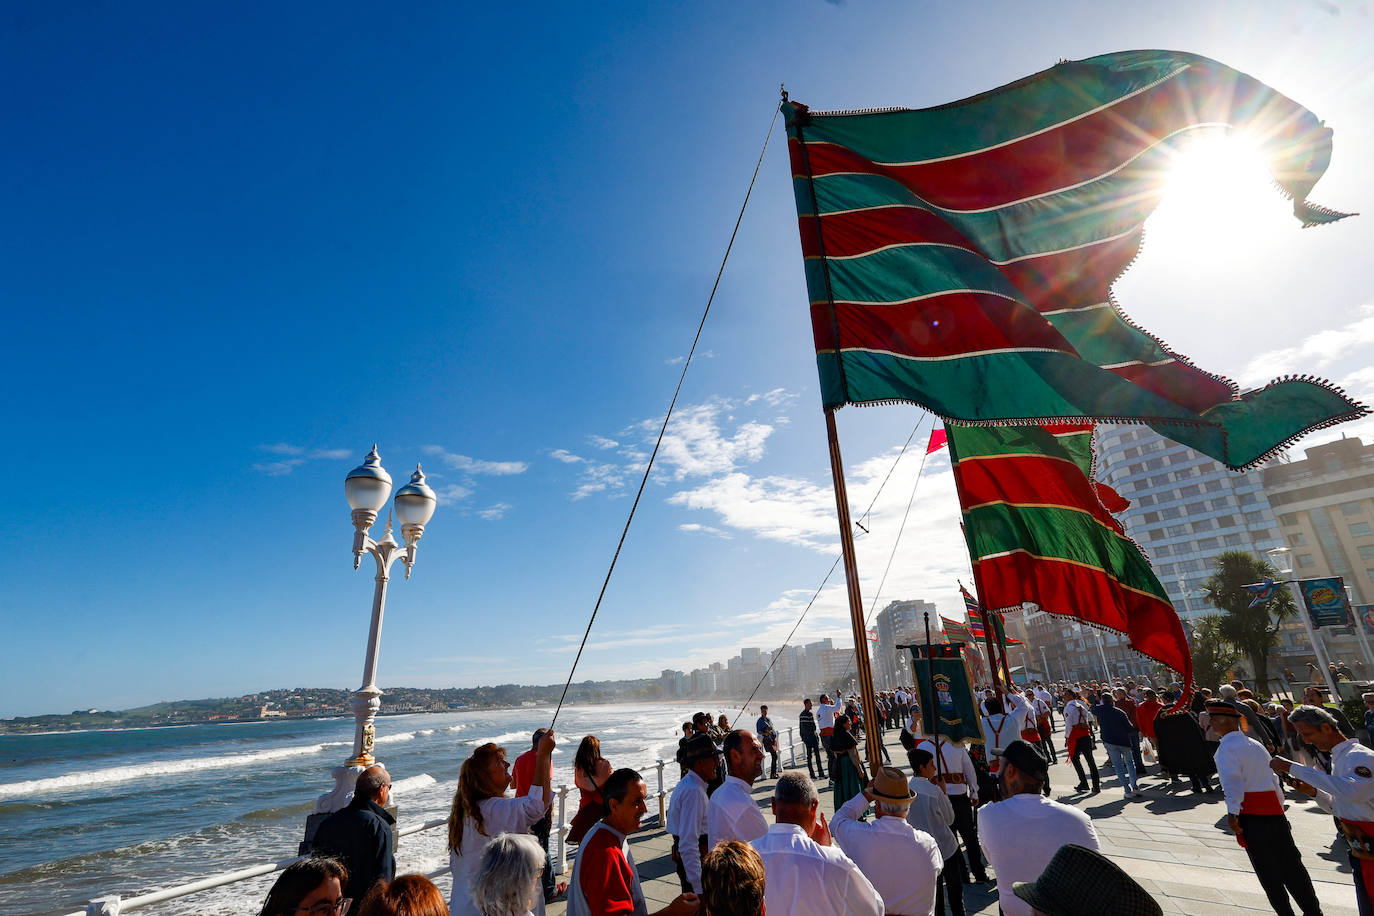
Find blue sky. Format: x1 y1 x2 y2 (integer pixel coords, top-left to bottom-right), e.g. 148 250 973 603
5 0 1373 717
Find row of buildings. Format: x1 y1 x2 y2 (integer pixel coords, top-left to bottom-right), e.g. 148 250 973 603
837 430 1374 694
664 432 1374 700
952 430 1374 690
658 639 859 700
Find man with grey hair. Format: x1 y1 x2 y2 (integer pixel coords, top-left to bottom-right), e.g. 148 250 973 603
832 765 942 916
751 772 882 915
311 764 395 903
1273 704 1374 912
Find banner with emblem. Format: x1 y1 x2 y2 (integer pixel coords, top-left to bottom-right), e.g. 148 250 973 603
1298 576 1352 629
904 642 983 745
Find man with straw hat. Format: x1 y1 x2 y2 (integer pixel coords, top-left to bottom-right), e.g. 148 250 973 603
667 733 719 895
1012 843 1162 916
831 765 943 916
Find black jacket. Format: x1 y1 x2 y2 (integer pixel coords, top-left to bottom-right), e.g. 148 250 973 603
311 797 396 902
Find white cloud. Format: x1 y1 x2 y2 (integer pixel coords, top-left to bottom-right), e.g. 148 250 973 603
254 458 305 476
538 624 692 653
422 445 529 476
745 388 794 408
432 484 472 506
477 503 512 521
555 391 796 501
679 522 732 539
252 444 353 475
651 401 773 480
666 350 717 366
1240 303 1374 387
668 472 839 551
571 462 629 501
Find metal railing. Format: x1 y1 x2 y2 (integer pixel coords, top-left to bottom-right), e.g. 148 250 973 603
68 728 814 915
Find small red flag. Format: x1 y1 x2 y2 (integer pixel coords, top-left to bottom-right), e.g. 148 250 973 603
926 428 948 454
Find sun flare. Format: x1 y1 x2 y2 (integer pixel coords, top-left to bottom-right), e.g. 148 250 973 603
1147 132 1290 258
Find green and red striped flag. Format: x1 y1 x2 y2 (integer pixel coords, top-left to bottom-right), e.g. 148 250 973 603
947 422 1191 685
787 50 1363 470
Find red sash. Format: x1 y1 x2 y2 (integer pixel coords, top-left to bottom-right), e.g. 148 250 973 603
1240 790 1283 816
1067 724 1090 744
1021 727 1042 743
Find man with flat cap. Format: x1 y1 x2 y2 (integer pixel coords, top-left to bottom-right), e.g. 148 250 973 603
1013 843 1162 916
1209 699 1323 916
978 740 1099 916
667 732 719 895
831 765 943 916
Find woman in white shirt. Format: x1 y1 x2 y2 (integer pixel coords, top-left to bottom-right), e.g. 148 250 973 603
447 732 555 916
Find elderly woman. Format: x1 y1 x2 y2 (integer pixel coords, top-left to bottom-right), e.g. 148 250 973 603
471 833 546 916
447 732 555 916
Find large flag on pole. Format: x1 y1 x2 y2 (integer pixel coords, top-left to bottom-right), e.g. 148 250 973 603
786 50 1363 470
907 643 983 745
947 423 1192 688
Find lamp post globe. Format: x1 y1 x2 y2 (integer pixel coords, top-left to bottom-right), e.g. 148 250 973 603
394 464 436 536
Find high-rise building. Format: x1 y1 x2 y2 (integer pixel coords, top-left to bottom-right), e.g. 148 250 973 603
1096 425 1284 621
803 639 835 692
1095 424 1295 686
1263 436 1374 674
874 599 937 688
771 644 805 692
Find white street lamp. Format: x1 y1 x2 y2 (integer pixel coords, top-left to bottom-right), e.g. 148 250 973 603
312 446 436 823
1266 546 1339 697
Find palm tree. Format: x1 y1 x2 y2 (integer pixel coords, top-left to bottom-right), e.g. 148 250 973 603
1189 614 1239 691
1200 550 1297 691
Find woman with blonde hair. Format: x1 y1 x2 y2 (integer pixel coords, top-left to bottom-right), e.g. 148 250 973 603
356 874 447 916
471 833 545 916
447 732 555 916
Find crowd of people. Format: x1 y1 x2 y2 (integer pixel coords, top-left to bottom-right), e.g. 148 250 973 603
257 673 1374 916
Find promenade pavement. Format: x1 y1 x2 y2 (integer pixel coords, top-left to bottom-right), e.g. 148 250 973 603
549 722 1360 915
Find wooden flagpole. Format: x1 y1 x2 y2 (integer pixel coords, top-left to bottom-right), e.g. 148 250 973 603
824 408 885 769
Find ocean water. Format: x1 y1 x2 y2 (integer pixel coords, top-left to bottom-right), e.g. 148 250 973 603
0 701 781 916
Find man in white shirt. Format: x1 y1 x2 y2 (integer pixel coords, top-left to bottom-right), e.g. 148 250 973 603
980 693 1030 778
707 730 768 848
816 693 845 778
751 772 883 916
666 733 719 895
979 740 1099 916
916 734 986 882
906 747 965 916
1061 688 1100 793
1208 701 1321 916
832 766 941 916
1272 704 1374 913
1027 686 1055 769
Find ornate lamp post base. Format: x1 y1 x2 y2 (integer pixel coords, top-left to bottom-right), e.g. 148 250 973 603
348 685 383 768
